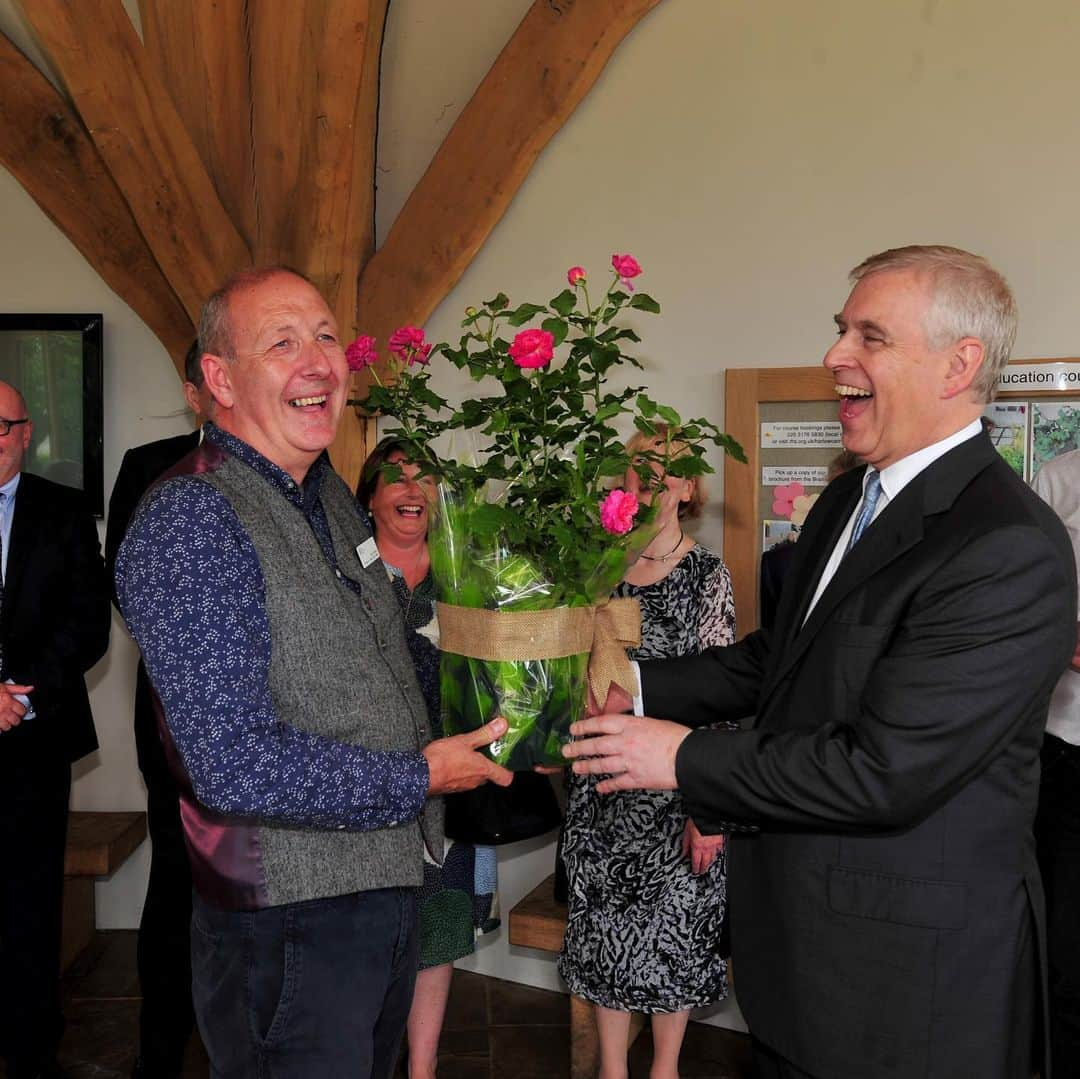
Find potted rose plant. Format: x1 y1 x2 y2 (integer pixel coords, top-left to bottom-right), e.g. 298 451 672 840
349 254 745 768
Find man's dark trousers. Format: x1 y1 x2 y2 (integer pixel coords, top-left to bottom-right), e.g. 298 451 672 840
134 666 195 1076
0 725 70 1078
191 887 419 1078
1035 731 1080 1076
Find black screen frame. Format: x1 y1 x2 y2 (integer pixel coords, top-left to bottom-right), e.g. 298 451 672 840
0 313 104 517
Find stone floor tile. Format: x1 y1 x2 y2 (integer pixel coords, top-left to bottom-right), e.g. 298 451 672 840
444 969 490 1030
487 978 569 1028
489 1024 571 1079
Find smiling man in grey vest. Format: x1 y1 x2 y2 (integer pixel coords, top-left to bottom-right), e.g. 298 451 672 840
116 267 510 1079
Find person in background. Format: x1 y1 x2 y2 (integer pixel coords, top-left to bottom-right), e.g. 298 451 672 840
0 379 110 1079
564 245 1077 1079
104 341 210 1079
116 267 511 1079
559 425 736 1079
1031 448 1080 1076
357 438 499 1079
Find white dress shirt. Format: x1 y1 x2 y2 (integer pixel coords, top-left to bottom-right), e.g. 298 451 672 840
0 472 34 718
0 471 19 583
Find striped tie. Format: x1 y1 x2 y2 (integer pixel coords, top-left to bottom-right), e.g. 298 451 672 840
846 470 882 552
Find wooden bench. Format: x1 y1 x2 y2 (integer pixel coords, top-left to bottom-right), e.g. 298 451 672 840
509 873 644 1078
62 810 147 969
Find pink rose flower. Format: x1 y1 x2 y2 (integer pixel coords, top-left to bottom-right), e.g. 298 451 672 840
599 489 640 535
567 266 587 286
509 328 555 369
388 325 429 363
345 335 378 371
611 253 642 280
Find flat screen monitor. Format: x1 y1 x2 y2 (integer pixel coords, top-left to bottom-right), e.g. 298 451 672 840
0 313 104 516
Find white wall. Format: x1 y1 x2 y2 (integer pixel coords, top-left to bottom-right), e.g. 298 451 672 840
3 0 1080 1027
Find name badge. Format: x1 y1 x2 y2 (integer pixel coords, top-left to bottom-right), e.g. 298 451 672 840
356 537 380 568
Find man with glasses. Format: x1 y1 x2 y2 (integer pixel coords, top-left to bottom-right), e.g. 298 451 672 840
0 379 110 1079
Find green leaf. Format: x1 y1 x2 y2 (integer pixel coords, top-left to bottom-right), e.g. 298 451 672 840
485 292 509 312
550 289 577 317
507 302 548 326
636 394 657 418
541 316 569 347
656 403 682 426
629 293 661 314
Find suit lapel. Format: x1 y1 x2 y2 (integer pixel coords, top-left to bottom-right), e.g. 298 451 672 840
779 470 863 644
760 432 1000 708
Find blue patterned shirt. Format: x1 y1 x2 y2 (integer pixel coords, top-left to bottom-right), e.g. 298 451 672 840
115 423 430 830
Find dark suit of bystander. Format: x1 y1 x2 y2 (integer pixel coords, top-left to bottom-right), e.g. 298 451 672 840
0 458 110 1077
104 429 198 1078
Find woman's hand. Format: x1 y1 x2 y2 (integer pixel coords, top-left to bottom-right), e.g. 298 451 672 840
681 817 724 875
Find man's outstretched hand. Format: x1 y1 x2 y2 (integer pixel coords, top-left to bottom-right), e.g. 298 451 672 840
562 713 691 793
424 717 514 795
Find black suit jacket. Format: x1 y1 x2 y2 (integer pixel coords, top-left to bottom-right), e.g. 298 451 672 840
644 433 1077 1079
105 431 199 771
2 473 110 762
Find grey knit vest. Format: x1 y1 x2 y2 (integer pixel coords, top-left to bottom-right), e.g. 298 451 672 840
201 455 442 907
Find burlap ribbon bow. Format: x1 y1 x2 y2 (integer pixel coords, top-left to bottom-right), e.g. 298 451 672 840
436 597 642 704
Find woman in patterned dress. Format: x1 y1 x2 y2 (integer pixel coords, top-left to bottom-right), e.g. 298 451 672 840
559 426 736 1079
358 439 499 1079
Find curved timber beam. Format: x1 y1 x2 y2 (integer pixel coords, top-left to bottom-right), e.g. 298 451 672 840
137 0 257 251
16 0 251 321
354 0 666 348
250 0 388 330
0 30 194 367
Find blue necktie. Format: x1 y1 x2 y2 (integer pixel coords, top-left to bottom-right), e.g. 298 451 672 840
846 470 882 552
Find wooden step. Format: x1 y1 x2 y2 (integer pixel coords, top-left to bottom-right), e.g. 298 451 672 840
62 810 147 971
65 810 147 877
508 872 566 953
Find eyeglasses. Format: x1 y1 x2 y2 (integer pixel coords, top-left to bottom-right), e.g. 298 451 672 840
0 417 29 437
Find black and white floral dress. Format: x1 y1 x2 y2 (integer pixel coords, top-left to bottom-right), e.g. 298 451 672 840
558 544 736 1013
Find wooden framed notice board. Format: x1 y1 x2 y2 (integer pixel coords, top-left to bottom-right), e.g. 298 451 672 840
723 358 1080 633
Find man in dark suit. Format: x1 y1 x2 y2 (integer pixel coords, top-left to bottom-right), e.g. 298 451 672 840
104 344 207 1079
0 379 110 1079
565 246 1077 1079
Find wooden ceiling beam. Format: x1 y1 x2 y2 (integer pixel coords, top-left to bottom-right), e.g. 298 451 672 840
137 0 257 251
248 0 390 485
354 0 665 348
0 30 194 368
249 0 387 328
16 0 251 321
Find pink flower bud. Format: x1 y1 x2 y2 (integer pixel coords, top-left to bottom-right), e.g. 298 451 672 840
508 328 555 369
567 266 587 286
345 335 378 371
599 489 640 535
